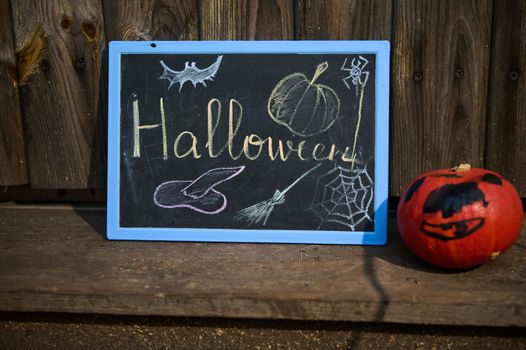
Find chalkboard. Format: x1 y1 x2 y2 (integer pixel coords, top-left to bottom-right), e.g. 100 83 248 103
107 41 390 244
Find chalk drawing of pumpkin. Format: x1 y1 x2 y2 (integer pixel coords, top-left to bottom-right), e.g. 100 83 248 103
267 62 340 137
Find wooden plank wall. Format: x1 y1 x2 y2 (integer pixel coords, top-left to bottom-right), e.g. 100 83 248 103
0 0 524 197
391 0 492 193
0 0 27 185
486 0 526 196
11 0 105 188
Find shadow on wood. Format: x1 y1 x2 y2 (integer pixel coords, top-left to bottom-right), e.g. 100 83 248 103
73 205 107 240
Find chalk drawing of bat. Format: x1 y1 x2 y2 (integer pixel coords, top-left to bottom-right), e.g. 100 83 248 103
159 55 223 92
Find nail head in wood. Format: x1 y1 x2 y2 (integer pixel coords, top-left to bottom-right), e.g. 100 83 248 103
509 70 519 81
412 72 423 82
75 58 86 70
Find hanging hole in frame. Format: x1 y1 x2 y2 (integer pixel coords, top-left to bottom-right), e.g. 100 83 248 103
151 42 157 48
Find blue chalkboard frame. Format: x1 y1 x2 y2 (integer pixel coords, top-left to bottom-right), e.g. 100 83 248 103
107 41 390 245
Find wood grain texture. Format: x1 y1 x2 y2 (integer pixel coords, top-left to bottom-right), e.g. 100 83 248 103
295 0 392 40
11 0 105 188
0 0 28 185
391 1 492 195
485 0 526 196
199 0 294 40
0 205 525 326
103 0 198 41
0 187 105 203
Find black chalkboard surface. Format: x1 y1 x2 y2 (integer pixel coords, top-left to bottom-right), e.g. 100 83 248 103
108 41 390 244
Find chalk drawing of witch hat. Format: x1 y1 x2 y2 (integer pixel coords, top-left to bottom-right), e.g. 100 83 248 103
153 166 245 215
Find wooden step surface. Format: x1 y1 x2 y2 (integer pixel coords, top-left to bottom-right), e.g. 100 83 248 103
0 204 524 327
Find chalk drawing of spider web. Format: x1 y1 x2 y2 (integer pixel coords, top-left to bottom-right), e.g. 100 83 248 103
309 166 373 230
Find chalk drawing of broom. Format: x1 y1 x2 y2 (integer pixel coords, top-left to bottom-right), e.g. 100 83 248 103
234 163 322 226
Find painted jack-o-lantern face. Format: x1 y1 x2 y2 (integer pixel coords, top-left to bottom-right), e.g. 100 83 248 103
397 165 523 269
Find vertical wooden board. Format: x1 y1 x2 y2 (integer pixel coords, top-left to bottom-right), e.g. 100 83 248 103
295 0 392 40
12 0 105 188
102 1 199 193
486 0 526 196
0 0 28 185
199 0 294 40
252 0 294 39
103 0 199 41
391 0 492 195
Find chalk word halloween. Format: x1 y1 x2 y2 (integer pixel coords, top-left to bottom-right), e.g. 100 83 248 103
131 97 357 164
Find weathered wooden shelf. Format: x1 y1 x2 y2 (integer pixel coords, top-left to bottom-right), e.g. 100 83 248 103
0 204 524 327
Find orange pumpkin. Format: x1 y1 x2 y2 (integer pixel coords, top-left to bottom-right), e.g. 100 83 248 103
397 164 523 269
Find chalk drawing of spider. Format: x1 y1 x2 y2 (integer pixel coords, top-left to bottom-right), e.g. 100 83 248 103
341 56 370 92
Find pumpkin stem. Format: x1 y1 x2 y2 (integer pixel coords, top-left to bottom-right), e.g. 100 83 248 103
310 62 329 84
452 163 472 172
